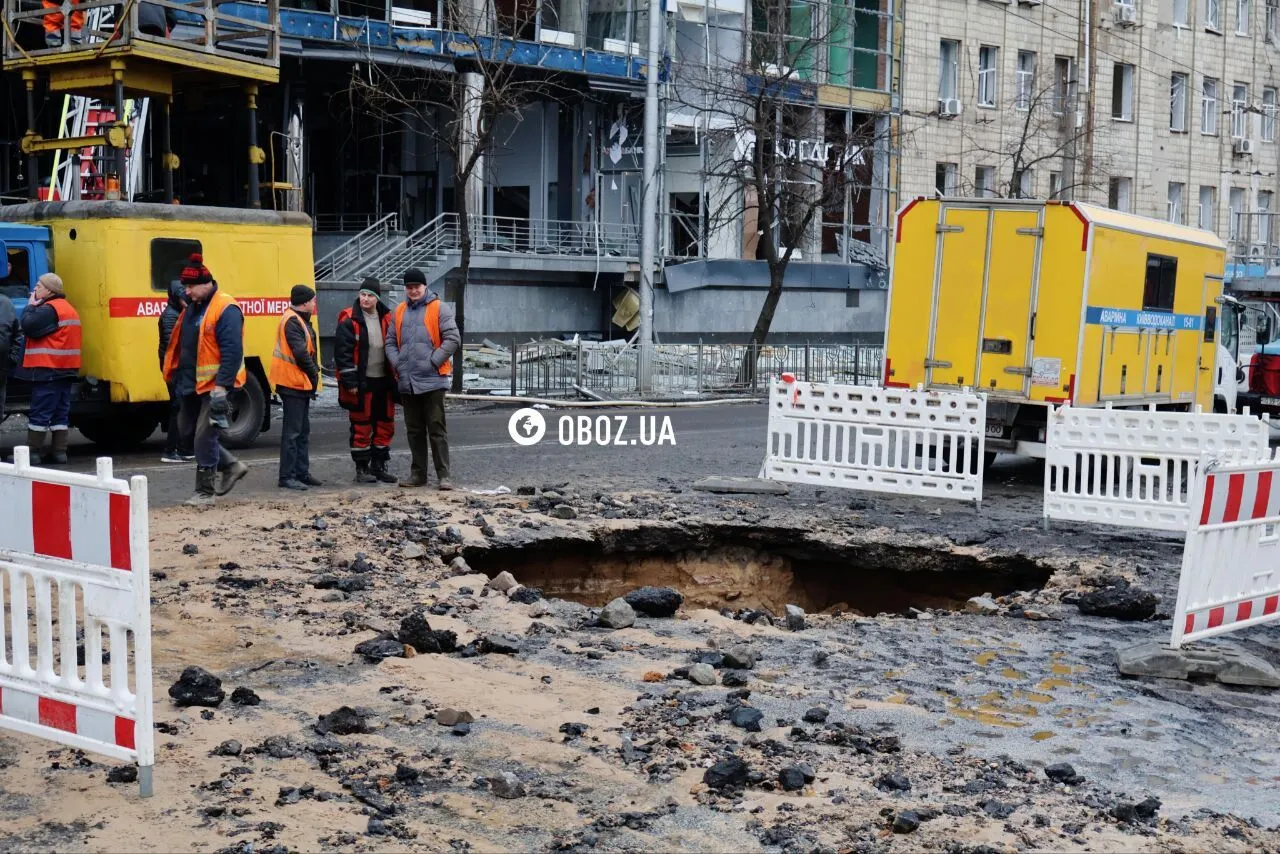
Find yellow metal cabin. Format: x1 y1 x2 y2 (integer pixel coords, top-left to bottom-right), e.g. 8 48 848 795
884 198 1228 458
0 201 315 448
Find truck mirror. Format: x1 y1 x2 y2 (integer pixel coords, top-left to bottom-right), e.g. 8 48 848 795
0 242 8 280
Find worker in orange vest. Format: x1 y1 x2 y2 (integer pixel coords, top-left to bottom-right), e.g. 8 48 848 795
162 254 250 506
17 273 80 465
41 0 84 47
269 285 322 491
385 268 459 489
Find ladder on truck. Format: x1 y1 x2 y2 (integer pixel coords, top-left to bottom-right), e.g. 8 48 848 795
45 5 150 201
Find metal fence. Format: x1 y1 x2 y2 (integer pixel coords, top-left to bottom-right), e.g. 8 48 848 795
475 341 884 399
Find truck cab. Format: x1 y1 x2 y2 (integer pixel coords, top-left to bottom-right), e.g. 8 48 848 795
0 223 52 314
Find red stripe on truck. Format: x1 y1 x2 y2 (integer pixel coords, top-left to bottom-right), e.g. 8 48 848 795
108 297 295 318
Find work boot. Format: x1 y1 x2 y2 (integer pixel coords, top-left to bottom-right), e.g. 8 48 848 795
279 478 309 491
47 430 69 465
369 453 398 484
437 477 455 492
24 429 47 464
184 467 217 507
215 460 249 496
298 473 323 487
354 459 377 484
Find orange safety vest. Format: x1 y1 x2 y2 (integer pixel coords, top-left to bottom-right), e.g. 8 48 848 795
162 290 248 394
268 308 319 391
393 299 452 376
22 298 81 371
42 0 85 34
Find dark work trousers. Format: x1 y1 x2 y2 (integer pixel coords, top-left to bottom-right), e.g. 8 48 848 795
28 379 73 431
178 393 238 470
401 389 449 482
348 375 396 451
278 392 312 483
164 382 191 454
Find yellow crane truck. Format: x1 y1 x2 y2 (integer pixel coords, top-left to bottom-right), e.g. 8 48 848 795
0 201 316 450
884 198 1240 462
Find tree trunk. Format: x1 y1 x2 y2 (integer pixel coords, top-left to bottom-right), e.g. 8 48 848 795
737 264 786 385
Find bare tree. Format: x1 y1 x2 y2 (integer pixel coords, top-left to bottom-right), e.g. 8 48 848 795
957 80 1111 201
345 0 567 392
669 0 899 381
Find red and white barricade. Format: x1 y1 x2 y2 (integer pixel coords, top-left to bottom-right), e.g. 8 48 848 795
1172 454 1280 648
0 447 154 796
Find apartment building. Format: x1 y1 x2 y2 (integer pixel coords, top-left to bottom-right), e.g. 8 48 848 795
900 0 1280 262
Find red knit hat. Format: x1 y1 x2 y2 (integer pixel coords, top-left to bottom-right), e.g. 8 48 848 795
180 253 212 285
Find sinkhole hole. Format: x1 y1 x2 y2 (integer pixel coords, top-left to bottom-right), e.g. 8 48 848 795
461 523 1053 616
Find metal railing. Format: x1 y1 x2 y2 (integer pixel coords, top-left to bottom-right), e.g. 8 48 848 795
1229 211 1280 268
314 212 400 281
355 212 460 284
3 0 280 68
471 214 640 257
344 213 642 284
470 341 884 398
313 212 394 233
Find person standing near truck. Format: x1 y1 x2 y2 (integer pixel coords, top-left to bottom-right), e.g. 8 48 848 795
162 254 250 506
17 273 80 465
158 280 194 463
0 295 18 442
270 284 322 491
385 268 459 490
334 277 398 484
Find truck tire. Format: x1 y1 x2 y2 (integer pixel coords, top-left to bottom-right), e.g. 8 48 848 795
220 373 266 449
74 412 158 450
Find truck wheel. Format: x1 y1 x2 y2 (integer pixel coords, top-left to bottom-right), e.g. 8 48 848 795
220 373 266 449
74 413 158 450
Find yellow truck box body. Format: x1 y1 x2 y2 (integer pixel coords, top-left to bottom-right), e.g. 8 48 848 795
0 202 316 405
884 198 1225 415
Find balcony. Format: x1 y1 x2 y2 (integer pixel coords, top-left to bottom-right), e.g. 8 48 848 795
3 0 280 84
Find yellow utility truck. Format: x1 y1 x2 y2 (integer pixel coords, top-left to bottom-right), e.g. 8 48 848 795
0 201 316 449
884 198 1239 460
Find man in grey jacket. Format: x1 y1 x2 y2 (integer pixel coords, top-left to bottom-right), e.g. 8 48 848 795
385 268 460 489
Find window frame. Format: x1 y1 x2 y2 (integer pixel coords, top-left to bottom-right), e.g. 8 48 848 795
150 238 204 294
1143 253 1178 313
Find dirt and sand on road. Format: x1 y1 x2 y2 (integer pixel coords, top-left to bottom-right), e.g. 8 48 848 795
1 475 1278 853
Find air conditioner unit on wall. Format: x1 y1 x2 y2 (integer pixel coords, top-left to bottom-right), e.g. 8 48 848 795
1235 137 1256 155
939 98 963 117
1115 4 1137 24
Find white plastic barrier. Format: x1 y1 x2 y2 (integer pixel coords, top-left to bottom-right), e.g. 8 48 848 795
761 377 987 505
1044 404 1269 532
0 447 154 796
1172 455 1280 647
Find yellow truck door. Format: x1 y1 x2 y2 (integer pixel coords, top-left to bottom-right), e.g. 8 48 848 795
978 208 1041 395
927 207 988 388
927 205 1040 393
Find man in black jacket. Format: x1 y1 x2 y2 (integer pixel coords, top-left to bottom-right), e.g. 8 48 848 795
158 281 193 463
0 295 18 437
334 277 398 483
270 285 322 490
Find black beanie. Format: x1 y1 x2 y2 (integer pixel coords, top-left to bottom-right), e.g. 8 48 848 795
291 284 316 306
403 268 427 286
359 277 381 296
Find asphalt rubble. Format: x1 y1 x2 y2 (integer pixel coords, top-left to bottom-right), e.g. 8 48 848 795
6 477 1278 853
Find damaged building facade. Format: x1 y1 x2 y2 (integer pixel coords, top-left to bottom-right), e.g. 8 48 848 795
0 0 899 345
